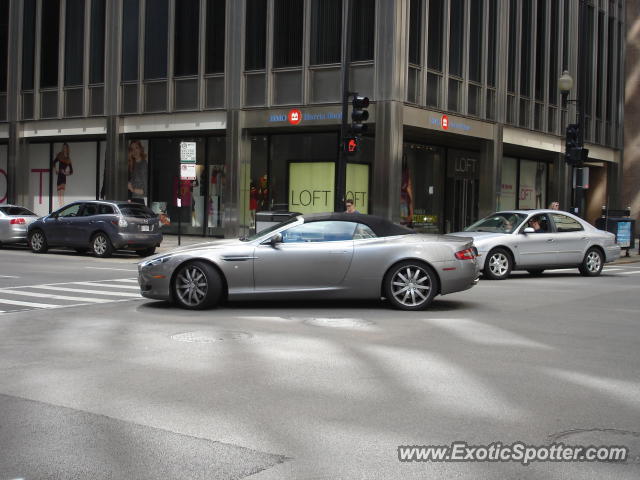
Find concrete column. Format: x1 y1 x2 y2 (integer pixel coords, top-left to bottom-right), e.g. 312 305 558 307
103 0 127 201
222 0 246 237
370 0 408 222
6 0 23 204
478 126 502 218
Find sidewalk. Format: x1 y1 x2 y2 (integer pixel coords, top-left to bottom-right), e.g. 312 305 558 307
157 234 640 263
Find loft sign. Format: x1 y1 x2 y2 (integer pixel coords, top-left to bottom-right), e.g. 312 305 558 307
269 109 343 124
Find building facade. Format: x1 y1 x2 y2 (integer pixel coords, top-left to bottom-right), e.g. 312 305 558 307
0 0 627 237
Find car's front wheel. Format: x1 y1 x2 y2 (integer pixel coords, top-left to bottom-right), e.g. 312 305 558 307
484 248 512 280
579 248 604 276
29 230 48 253
172 261 223 310
383 261 439 311
91 232 114 258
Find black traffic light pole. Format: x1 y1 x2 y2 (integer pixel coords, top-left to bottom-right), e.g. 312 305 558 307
574 0 588 218
336 0 353 213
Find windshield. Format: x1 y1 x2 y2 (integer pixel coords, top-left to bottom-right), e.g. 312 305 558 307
240 217 300 242
0 206 36 216
117 204 156 219
464 213 527 234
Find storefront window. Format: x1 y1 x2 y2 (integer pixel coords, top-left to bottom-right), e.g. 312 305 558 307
499 156 518 210
401 143 445 233
51 142 98 210
206 136 226 236
518 159 547 209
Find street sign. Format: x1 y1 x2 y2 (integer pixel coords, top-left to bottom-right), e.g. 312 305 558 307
180 163 196 180
180 141 197 163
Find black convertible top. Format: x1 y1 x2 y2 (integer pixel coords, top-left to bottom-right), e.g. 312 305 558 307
302 212 416 237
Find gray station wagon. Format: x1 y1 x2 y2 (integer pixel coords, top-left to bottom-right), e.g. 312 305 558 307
28 200 162 257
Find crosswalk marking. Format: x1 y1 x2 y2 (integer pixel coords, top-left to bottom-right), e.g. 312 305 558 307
109 279 139 283
0 298 60 309
0 289 113 303
73 282 141 290
620 270 640 275
28 285 141 297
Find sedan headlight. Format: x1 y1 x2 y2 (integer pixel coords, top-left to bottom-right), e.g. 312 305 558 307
140 255 172 268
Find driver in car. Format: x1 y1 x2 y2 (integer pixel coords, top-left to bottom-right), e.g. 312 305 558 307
528 217 544 232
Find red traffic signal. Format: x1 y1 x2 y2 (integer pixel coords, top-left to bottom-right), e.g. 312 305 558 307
345 137 359 154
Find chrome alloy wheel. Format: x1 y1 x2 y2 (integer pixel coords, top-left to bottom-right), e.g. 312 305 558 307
176 265 209 307
93 235 109 256
488 252 509 277
30 232 44 250
390 265 432 308
585 250 602 273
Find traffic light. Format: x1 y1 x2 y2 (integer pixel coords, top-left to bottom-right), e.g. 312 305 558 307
351 94 369 134
345 137 359 155
565 123 586 166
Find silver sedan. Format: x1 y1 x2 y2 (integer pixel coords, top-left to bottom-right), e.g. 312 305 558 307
0 205 39 246
450 209 621 280
138 213 480 311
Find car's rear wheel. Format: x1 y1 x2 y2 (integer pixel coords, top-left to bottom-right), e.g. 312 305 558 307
137 247 156 257
91 232 114 258
29 230 48 253
172 261 222 310
384 261 438 311
579 248 604 276
527 269 545 276
484 248 512 280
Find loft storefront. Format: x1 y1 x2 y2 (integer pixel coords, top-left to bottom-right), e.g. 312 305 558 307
243 107 374 233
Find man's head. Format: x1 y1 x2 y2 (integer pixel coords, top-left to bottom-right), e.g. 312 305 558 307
345 200 356 213
549 201 560 210
529 218 541 230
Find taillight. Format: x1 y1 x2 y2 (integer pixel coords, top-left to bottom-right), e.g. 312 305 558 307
111 218 128 228
455 248 476 260
10 218 26 225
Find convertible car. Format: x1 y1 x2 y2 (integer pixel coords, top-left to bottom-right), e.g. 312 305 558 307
450 209 620 280
138 213 480 310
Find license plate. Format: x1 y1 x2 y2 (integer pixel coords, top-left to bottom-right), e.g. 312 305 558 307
140 225 150 232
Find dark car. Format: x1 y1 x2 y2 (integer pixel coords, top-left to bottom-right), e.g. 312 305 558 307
28 200 162 257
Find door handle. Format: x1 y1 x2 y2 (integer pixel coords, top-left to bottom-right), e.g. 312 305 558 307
546 238 554 242
329 250 349 254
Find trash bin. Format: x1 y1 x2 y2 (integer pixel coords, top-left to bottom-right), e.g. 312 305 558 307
595 207 636 256
255 211 300 233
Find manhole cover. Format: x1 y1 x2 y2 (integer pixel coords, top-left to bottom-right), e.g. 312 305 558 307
549 428 640 464
300 317 375 329
170 330 253 343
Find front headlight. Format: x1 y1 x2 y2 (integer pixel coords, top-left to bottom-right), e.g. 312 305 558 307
140 255 171 268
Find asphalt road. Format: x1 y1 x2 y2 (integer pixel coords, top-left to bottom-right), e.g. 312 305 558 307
0 244 639 479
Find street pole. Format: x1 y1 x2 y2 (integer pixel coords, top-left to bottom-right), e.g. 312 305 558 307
335 0 353 213
574 0 588 218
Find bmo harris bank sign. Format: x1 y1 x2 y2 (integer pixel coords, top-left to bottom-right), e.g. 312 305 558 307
269 109 343 125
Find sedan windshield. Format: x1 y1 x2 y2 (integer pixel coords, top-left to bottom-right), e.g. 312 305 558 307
465 213 527 234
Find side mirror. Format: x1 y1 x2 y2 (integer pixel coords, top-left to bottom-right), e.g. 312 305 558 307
269 233 283 247
522 227 535 234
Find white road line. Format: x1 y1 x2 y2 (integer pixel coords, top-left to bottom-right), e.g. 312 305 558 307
0 298 60 308
602 268 623 271
73 282 140 290
0 289 112 303
620 270 640 275
0 275 19 278
26 285 141 297
545 268 576 272
106 278 139 283
84 267 138 272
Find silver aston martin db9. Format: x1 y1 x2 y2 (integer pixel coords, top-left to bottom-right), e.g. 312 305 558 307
449 209 620 280
138 213 480 310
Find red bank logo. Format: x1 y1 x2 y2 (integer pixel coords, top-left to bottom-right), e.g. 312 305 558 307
288 109 302 125
441 115 449 130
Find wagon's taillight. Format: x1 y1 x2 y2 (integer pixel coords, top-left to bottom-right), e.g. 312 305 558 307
10 218 26 225
455 248 476 260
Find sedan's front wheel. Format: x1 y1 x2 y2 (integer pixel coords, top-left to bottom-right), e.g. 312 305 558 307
384 261 438 311
579 248 604 276
484 248 512 280
29 230 48 253
172 261 223 310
